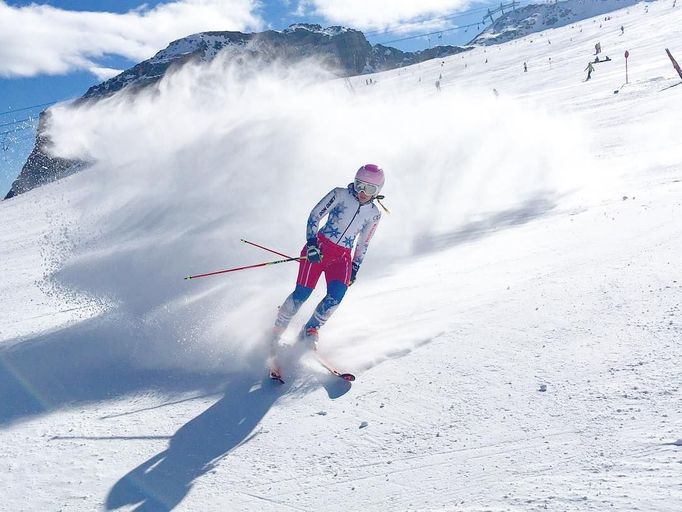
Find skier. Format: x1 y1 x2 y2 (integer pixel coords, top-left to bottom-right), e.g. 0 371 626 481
584 61 595 81
271 164 385 351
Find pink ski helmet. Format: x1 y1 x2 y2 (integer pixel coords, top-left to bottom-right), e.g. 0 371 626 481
354 164 385 197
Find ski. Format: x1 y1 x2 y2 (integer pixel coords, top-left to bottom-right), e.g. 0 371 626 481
268 350 285 384
312 352 355 382
266 342 355 383
269 365 285 384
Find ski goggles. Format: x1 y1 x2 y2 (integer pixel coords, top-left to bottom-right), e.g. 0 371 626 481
354 179 379 196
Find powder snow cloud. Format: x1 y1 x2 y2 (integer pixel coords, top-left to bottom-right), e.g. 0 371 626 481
0 0 263 78
38 54 592 370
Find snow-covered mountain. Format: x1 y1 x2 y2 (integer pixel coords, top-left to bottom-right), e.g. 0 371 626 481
5 1 654 200
2 1 682 510
471 0 643 45
81 25 375 101
4 24 468 200
79 24 467 101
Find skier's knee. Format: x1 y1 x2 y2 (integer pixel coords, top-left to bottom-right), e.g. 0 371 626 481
327 280 348 303
292 284 313 304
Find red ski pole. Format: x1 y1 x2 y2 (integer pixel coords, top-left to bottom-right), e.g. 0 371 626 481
184 256 305 280
240 239 293 258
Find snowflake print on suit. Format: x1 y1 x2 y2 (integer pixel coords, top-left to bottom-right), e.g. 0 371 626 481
305 188 381 265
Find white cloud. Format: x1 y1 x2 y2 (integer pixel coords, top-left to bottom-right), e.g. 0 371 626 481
378 17 452 37
0 0 263 78
309 0 470 31
292 0 312 17
89 67 123 81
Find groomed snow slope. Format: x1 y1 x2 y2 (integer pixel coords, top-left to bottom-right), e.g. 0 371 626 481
1 1 681 511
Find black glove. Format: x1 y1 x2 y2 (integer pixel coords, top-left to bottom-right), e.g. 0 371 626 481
306 238 322 263
349 261 360 285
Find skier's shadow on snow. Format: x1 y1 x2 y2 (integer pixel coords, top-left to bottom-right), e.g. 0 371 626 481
106 375 279 512
318 372 352 399
0 316 227 426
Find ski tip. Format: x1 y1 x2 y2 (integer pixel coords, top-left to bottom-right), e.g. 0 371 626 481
340 373 355 382
269 370 285 384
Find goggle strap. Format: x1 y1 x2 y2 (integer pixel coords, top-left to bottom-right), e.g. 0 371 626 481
376 197 390 214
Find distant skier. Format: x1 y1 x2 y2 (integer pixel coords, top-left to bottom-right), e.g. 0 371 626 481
584 61 595 81
271 164 385 350
523 61 528 72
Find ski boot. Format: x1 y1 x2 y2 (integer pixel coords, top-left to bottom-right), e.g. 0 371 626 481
299 325 319 352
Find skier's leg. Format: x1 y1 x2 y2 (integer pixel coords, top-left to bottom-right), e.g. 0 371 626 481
270 283 314 382
299 248 351 348
304 250 351 331
275 284 314 330
274 243 322 333
302 280 348 346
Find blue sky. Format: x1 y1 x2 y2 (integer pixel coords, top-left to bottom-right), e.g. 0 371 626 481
0 0 508 195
